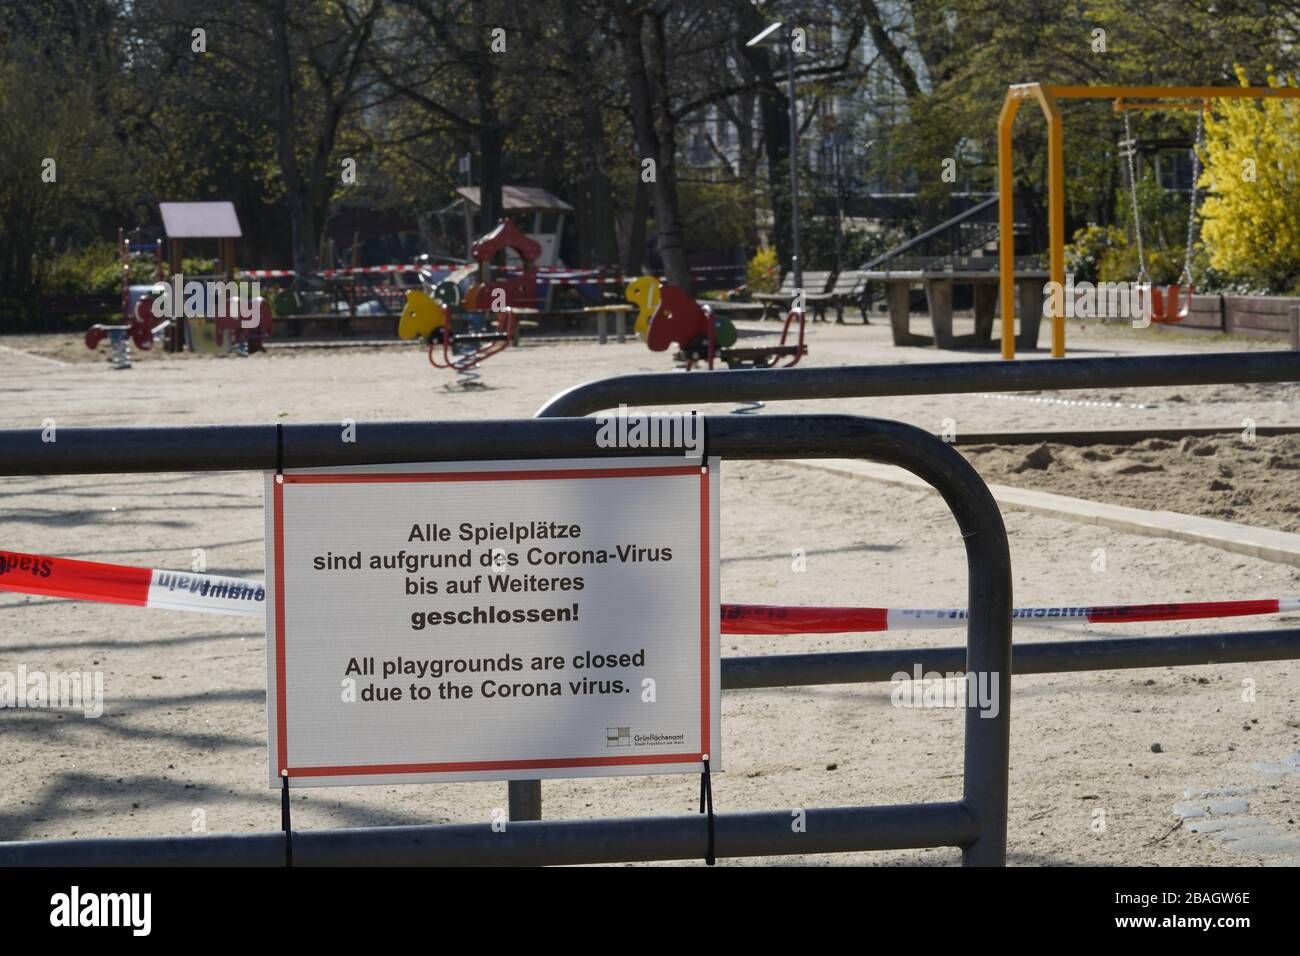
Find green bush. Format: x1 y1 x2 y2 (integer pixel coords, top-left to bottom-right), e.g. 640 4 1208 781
1098 245 1182 286
746 248 778 294
1064 224 1123 285
1067 222 1187 286
39 241 169 296
43 242 124 295
178 257 218 276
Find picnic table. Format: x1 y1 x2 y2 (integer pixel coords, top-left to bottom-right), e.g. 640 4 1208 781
864 257 1048 349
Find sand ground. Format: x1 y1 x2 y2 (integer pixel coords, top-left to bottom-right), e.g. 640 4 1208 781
2 316 1298 865
965 433 1300 533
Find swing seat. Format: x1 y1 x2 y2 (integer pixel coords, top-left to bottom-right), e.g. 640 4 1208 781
1149 284 1192 324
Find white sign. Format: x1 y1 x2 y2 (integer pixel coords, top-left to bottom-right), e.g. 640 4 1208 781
265 456 720 787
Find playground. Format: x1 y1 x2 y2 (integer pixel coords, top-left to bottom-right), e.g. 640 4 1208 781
3 320 1300 866
8 2 1300 894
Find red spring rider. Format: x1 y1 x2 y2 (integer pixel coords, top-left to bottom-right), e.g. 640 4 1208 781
627 276 804 370
398 219 538 380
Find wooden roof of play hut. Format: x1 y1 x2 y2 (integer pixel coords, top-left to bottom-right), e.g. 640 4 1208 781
158 202 242 278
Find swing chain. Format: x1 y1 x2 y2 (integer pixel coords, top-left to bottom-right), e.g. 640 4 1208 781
1181 107 1206 286
1121 109 1147 283
1123 103 1206 288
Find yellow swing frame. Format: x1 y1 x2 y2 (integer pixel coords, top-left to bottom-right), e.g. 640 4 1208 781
997 83 1300 359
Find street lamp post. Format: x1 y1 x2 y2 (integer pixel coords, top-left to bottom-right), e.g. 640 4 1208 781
748 21 802 296
826 131 844 275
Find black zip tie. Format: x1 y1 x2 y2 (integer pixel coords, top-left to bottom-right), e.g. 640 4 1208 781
275 421 284 481
280 769 293 867
698 755 715 866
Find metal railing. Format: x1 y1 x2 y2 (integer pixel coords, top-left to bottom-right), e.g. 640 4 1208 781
537 351 1300 418
861 195 1039 273
0 414 1012 866
515 350 1300 833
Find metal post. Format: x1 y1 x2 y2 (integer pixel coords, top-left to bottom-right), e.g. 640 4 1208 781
998 91 1021 359
786 39 803 296
462 153 473 259
508 781 541 822
1044 89 1066 358
833 134 845 277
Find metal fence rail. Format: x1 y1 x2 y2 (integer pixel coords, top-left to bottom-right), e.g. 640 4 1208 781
515 350 1300 827
721 628 1300 687
536 350 1300 418
0 413 1013 866
0 803 978 867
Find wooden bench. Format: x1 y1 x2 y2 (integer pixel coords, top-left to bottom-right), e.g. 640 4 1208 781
814 270 870 324
700 299 765 319
752 271 833 320
583 304 632 344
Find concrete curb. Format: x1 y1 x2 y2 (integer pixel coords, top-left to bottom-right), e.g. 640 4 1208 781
785 457 1300 568
955 425 1300 446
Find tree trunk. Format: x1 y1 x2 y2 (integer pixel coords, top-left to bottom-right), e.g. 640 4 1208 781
0 207 37 297
618 8 659 274
270 1 316 279
736 87 760 251
564 4 617 269
760 87 792 273
477 119 505 235
473 0 504 235
615 5 690 289
269 0 353 279
583 97 617 267
624 176 650 275
644 10 690 291
733 1 794 271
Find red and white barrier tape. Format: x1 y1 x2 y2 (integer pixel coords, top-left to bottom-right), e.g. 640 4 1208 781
239 265 742 285
3 550 1297 634
0 552 264 618
723 600 1300 634
319 265 424 278
240 265 428 280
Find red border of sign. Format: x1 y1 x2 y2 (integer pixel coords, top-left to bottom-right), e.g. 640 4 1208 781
271 462 712 780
